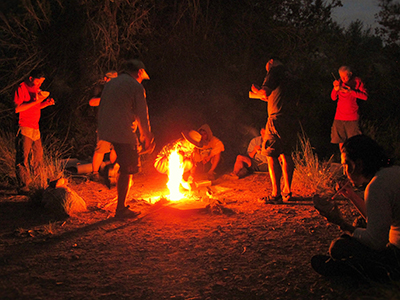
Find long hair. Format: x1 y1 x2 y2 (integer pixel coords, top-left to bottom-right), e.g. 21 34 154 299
341 135 392 178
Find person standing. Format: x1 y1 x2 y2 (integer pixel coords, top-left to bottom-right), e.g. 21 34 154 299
250 58 298 203
14 69 55 192
330 66 368 150
98 60 154 218
88 71 118 182
312 135 400 282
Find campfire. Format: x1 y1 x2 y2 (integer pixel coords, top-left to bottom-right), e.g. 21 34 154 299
166 149 186 201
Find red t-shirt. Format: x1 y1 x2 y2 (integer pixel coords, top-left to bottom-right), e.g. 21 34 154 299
331 77 368 121
14 82 41 129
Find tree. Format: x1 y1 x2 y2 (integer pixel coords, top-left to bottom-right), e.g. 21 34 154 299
377 0 400 45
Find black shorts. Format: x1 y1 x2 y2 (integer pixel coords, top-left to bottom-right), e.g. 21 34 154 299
113 143 139 174
262 116 297 158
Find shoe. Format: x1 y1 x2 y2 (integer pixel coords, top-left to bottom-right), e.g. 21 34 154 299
311 255 364 278
114 206 141 219
261 194 283 204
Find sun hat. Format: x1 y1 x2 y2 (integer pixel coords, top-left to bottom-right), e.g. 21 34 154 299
181 130 203 148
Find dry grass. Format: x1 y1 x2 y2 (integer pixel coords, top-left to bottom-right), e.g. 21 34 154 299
0 130 65 190
0 130 17 185
292 132 341 198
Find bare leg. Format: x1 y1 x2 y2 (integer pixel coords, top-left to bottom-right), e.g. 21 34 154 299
110 149 117 164
116 173 132 211
267 156 282 197
233 155 251 174
92 152 105 173
280 154 294 195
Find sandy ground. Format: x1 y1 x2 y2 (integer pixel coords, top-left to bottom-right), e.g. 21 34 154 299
1 162 400 299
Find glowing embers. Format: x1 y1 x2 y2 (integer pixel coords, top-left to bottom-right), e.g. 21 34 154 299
166 149 186 201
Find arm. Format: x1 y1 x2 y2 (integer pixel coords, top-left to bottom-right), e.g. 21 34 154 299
353 180 392 250
15 98 42 113
89 97 100 107
249 84 268 102
40 98 55 109
247 136 262 159
135 87 153 150
248 145 260 159
331 80 340 101
349 79 368 101
336 182 367 219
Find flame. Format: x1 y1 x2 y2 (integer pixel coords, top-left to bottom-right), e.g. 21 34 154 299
166 149 185 201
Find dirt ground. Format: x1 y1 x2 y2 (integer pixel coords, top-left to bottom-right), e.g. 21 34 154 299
1 161 400 300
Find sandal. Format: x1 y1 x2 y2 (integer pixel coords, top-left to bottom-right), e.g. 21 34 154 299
261 194 283 204
282 192 292 201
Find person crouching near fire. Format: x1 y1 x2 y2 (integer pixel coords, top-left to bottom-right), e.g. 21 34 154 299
154 130 203 188
312 134 400 283
191 124 225 181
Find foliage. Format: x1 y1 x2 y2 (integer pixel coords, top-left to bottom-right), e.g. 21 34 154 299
0 128 66 190
377 0 400 45
0 130 17 185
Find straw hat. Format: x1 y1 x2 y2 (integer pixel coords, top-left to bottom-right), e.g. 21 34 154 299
181 130 203 148
37 91 50 101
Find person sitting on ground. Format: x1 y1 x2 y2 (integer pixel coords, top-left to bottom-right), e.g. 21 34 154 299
312 134 400 283
228 128 268 179
89 70 118 183
154 130 203 186
192 124 225 181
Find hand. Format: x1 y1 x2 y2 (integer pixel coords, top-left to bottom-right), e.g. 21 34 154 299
313 195 344 226
251 84 260 93
333 80 340 91
141 135 155 154
322 204 345 226
46 98 55 106
335 181 353 198
254 145 261 152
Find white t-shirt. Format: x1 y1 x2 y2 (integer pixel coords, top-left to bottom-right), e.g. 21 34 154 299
353 166 400 250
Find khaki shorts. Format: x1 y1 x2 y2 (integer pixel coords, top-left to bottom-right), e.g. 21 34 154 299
331 120 361 144
95 139 114 154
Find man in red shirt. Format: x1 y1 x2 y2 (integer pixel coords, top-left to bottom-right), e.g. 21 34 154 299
331 66 368 150
14 70 55 192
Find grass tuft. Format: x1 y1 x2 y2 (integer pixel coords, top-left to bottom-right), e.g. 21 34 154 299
292 132 342 198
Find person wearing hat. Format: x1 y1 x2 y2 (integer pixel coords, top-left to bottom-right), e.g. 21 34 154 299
98 59 153 218
192 124 225 181
154 130 203 177
14 69 55 193
88 70 118 183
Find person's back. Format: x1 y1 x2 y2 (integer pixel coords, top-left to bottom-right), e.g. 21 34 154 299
98 73 145 144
